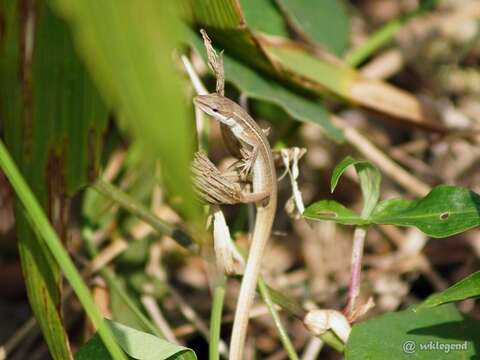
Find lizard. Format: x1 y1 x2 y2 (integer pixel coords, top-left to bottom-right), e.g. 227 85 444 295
194 93 277 360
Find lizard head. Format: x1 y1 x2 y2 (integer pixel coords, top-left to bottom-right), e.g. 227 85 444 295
194 94 236 126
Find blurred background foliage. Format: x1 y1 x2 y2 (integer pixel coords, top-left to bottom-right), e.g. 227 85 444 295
0 0 479 359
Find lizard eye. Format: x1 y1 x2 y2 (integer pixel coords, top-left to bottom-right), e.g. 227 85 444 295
212 108 218 113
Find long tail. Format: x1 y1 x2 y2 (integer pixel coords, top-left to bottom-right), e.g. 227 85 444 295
228 204 275 360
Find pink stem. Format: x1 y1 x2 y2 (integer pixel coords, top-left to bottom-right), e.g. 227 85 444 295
345 227 367 317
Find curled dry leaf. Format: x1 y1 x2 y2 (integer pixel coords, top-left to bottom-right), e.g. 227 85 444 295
303 309 352 343
280 147 307 218
212 207 245 275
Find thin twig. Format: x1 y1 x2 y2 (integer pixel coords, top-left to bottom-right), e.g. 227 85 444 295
141 295 180 344
169 287 229 358
300 337 324 360
0 233 126 360
94 179 197 252
0 317 37 360
181 55 208 96
89 238 128 274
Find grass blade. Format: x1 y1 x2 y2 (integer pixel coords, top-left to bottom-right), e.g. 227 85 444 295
0 140 125 360
0 2 107 358
48 0 202 227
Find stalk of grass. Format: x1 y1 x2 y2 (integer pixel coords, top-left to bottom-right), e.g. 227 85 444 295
94 179 197 253
258 277 300 360
0 140 126 360
345 0 440 66
209 278 226 360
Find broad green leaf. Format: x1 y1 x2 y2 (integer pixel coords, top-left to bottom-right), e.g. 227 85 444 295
303 200 369 226
346 304 480 360
305 185 480 238
75 334 114 360
330 156 380 217
48 0 203 227
182 0 444 131
275 0 349 55
416 271 480 311
371 185 480 238
188 30 343 142
182 0 272 71
240 0 288 37
0 2 107 358
76 320 197 360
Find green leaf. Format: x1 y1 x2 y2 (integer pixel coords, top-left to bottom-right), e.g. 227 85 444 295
346 304 480 360
48 0 203 226
305 185 480 238
275 0 349 55
188 29 344 142
416 271 480 311
240 0 288 37
0 2 107 358
371 185 480 238
109 276 152 334
303 200 369 225
183 0 443 131
75 320 197 360
330 156 380 217
0 141 125 359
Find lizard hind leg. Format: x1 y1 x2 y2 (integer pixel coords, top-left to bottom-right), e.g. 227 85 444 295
239 190 269 204
237 146 259 180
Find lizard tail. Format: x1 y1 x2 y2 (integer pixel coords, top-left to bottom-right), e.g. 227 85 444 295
228 204 275 360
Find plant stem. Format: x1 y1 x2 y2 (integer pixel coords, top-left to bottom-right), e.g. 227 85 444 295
319 331 345 353
262 281 306 320
345 226 368 316
258 277 300 360
0 140 127 360
94 179 197 252
345 0 439 67
209 278 226 360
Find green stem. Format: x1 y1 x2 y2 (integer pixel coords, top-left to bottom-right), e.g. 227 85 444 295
0 140 126 360
258 277 300 360
257 279 345 354
94 179 197 252
345 0 439 67
262 281 306 320
209 278 226 360
320 331 345 353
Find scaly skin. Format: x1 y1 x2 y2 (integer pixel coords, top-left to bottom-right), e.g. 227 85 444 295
194 94 277 360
